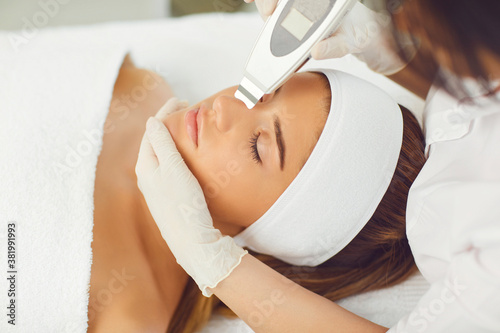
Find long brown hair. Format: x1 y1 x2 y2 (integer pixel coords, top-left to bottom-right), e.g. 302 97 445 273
388 0 500 97
167 106 425 333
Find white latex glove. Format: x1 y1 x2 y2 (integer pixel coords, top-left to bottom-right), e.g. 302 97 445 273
311 1 417 75
135 97 248 297
244 0 278 19
246 0 417 75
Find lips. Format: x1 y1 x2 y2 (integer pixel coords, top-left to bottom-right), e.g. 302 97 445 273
185 107 200 146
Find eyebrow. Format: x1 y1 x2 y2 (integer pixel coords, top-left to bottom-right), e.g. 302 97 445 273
274 115 286 171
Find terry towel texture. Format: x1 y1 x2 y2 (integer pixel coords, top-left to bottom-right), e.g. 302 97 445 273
0 27 128 332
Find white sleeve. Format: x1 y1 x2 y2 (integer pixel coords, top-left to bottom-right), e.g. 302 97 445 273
388 182 500 333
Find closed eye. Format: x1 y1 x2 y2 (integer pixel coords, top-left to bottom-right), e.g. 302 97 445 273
249 132 261 164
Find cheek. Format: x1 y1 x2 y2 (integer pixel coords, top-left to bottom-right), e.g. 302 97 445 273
206 164 288 229
194 145 249 205
202 163 266 227
193 131 252 192
191 143 265 226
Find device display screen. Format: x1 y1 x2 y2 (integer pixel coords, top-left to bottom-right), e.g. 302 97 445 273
280 8 314 41
271 0 334 57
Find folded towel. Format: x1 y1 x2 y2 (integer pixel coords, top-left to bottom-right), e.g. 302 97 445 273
0 27 128 332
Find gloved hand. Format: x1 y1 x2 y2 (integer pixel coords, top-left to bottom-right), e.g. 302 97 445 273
311 1 417 75
244 0 278 19
135 97 248 297
245 0 417 75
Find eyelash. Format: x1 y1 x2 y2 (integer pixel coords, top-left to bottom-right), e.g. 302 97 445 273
249 132 261 164
251 87 281 163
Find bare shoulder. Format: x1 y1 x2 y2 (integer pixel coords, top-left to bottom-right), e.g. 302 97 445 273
99 54 175 177
121 54 135 69
112 55 175 117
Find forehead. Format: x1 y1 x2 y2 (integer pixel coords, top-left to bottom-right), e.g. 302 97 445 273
284 71 327 93
278 72 330 175
280 72 330 111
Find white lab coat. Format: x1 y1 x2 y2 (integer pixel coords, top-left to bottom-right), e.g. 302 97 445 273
388 84 500 332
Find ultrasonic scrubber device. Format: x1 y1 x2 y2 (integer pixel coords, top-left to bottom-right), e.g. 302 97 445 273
235 0 358 109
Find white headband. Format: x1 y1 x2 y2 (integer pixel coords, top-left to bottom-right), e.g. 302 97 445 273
233 69 403 266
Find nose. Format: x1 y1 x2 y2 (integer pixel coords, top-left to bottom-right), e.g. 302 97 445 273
213 94 252 132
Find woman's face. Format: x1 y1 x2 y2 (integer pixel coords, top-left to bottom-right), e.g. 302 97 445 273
163 72 330 235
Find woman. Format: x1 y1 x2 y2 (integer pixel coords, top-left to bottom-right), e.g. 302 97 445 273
137 0 500 332
89 55 424 332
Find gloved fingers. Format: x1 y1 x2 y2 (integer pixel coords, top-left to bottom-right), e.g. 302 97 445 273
311 33 349 60
313 26 370 59
155 97 189 119
136 132 159 184
145 117 184 172
261 0 278 18
313 19 389 60
311 2 387 60
251 0 278 19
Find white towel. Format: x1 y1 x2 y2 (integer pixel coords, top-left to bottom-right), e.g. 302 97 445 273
0 27 128 332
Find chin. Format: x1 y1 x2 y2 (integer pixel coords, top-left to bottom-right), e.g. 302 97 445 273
163 111 185 144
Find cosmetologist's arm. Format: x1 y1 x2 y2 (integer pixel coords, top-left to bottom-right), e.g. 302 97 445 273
211 254 388 333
